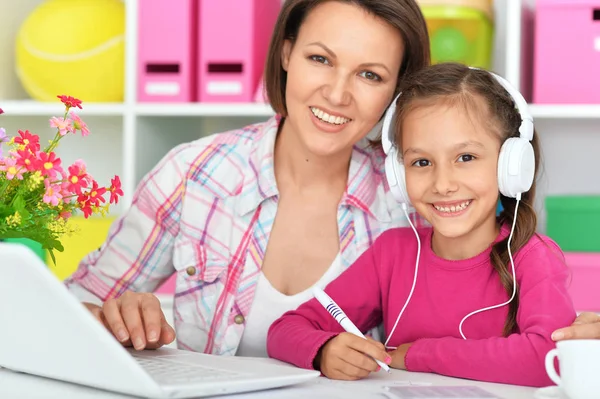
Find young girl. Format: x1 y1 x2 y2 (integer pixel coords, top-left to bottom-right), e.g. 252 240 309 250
266 62 576 387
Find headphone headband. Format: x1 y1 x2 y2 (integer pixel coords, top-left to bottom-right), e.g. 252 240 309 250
381 68 533 156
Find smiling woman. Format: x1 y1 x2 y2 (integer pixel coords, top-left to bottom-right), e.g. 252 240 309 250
63 0 431 359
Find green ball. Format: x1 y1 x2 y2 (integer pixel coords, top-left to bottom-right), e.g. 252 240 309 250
431 26 469 62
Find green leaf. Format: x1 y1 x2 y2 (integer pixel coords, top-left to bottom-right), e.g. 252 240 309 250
47 249 56 266
12 194 26 212
0 204 12 218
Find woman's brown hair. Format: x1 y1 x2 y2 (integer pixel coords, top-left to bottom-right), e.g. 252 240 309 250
263 0 431 117
393 62 542 336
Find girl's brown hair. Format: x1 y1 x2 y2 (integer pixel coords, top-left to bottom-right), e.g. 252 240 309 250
263 0 431 117
393 62 542 336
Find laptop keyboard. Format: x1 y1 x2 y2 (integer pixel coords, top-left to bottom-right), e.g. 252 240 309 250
133 354 248 384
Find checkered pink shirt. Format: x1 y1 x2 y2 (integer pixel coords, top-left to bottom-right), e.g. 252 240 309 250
65 116 423 355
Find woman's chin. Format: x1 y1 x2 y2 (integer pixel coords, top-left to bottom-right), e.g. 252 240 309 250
302 138 349 158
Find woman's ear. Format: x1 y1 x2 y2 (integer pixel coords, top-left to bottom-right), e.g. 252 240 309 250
281 40 292 72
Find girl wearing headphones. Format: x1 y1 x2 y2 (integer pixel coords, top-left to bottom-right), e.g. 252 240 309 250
267 62 576 388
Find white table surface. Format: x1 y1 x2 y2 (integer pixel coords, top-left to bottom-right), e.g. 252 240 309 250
0 361 555 399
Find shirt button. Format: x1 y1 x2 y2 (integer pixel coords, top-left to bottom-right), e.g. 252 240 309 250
234 314 245 325
186 266 196 276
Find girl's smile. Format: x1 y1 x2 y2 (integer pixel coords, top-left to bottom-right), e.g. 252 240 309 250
431 199 473 217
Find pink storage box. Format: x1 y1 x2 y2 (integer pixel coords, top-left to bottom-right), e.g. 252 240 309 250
564 252 600 312
197 0 280 102
137 0 198 102
533 0 600 104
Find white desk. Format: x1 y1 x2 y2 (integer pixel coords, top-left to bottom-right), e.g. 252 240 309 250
0 363 546 399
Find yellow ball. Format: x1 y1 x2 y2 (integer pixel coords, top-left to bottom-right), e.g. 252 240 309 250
15 0 125 102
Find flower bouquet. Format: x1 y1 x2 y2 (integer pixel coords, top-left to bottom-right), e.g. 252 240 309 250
0 95 123 264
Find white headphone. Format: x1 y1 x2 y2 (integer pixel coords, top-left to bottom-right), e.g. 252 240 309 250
381 68 535 348
381 68 535 206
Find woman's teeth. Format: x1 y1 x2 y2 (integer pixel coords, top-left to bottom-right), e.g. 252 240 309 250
433 200 472 213
311 107 351 125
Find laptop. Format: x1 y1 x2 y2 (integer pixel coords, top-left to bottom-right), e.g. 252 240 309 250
0 242 320 398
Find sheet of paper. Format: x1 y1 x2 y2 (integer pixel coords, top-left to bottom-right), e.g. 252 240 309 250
384 386 501 399
312 376 432 389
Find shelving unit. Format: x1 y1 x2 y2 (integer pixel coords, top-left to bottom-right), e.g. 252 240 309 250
529 105 600 120
0 100 127 116
135 103 275 117
1 0 599 227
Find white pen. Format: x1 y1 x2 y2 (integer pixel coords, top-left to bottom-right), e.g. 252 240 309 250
312 286 391 373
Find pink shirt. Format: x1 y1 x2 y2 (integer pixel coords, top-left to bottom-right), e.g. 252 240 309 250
267 225 576 387
64 116 425 355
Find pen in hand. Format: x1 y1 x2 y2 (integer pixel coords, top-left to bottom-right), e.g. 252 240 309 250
312 286 391 374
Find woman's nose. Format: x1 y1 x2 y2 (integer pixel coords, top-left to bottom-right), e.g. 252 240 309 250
323 74 352 106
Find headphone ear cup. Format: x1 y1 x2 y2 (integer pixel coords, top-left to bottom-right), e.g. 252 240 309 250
385 148 411 206
497 137 535 198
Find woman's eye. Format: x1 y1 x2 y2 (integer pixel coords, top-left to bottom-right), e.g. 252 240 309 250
310 55 329 65
412 159 431 167
359 71 382 81
458 154 475 162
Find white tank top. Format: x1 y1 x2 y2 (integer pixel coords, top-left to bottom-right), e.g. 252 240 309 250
235 253 343 357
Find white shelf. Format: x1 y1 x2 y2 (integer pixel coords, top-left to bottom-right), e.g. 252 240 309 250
135 102 275 117
530 104 600 120
3 100 599 120
0 100 127 116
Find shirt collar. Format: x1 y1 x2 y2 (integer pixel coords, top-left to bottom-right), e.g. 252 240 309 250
236 116 391 222
235 116 280 216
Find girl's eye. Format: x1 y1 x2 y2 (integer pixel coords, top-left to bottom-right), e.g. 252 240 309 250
458 154 475 162
412 159 431 167
310 55 329 65
359 71 382 81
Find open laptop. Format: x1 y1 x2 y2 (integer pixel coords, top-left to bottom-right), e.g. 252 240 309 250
0 242 320 398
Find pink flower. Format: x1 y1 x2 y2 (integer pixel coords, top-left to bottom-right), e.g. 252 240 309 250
38 151 62 178
73 159 88 174
49 116 74 136
14 130 40 152
0 157 25 180
69 112 90 137
108 175 124 204
66 163 88 194
60 181 72 199
43 179 63 206
57 95 82 109
73 159 92 184
15 149 40 172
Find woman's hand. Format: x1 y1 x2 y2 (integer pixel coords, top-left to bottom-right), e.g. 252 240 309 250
388 343 413 370
83 290 176 350
315 333 391 380
552 312 600 341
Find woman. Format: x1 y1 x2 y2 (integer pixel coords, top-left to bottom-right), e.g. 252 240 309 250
65 0 593 355
65 0 431 356
552 313 600 341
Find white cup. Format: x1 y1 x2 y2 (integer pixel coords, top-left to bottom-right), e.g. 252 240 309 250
545 340 600 399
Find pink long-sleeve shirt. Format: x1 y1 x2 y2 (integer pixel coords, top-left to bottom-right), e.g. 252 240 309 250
267 225 576 387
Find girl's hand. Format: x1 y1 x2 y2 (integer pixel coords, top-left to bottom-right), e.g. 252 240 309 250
315 333 391 380
389 343 414 370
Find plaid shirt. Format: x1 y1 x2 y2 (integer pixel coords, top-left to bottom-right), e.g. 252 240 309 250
65 115 422 355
